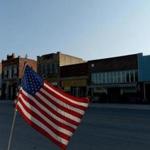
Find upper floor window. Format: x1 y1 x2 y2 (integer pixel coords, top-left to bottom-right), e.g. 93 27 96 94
12 65 18 78
4 67 8 78
91 70 138 84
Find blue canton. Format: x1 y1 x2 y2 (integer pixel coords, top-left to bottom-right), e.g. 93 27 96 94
21 65 44 95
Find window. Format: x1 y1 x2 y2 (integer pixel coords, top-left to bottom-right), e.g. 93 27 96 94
40 64 44 74
107 72 111 83
91 73 96 84
120 71 123 83
102 73 105 84
4 67 8 79
13 66 17 77
114 72 118 83
96 73 100 84
99 73 103 83
53 63 57 73
91 70 138 85
103 72 106 84
112 72 115 83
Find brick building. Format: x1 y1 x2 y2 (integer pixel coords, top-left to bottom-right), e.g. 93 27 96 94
37 52 85 86
88 53 140 103
1 53 37 100
60 63 88 97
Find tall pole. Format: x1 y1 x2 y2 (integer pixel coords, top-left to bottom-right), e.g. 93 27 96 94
7 109 17 150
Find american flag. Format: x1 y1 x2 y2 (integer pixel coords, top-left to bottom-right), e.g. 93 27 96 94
16 65 89 150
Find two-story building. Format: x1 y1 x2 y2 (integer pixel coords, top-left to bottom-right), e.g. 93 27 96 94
37 52 85 86
88 53 140 103
1 53 37 100
60 63 88 97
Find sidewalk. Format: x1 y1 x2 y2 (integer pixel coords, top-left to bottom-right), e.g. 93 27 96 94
1 100 150 111
91 103 150 110
0 100 13 104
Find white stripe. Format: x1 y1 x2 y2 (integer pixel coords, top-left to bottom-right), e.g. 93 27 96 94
19 94 73 136
17 102 68 145
40 88 84 115
21 88 77 129
44 83 88 107
36 92 81 123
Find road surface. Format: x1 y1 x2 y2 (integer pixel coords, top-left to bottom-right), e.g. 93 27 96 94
1 102 150 150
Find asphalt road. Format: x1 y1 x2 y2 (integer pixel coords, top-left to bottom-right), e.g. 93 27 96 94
1 102 150 150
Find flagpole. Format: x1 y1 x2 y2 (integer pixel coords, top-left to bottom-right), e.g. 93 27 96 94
6 58 28 150
7 108 17 150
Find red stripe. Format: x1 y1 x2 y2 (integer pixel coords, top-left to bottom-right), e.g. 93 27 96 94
44 81 89 103
18 97 70 140
35 94 80 126
16 106 67 150
20 91 75 132
43 85 88 111
39 90 83 118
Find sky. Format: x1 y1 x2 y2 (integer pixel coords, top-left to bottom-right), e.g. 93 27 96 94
0 0 150 61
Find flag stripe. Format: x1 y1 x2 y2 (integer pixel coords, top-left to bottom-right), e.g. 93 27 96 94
40 87 84 115
45 81 88 103
35 92 81 123
42 85 87 111
34 93 80 126
19 94 73 137
43 85 87 111
17 102 69 145
20 88 78 129
39 89 83 118
44 82 89 107
19 90 75 132
18 99 70 141
16 105 67 149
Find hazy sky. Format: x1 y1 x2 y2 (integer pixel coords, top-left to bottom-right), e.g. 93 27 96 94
0 0 150 61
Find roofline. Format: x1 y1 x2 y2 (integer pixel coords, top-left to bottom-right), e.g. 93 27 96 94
88 53 143 62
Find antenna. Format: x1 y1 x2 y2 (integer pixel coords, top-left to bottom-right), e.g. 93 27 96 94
25 54 28 59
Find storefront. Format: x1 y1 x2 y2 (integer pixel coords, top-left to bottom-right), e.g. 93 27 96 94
61 78 88 97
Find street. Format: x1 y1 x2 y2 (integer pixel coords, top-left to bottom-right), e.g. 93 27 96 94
1 102 150 150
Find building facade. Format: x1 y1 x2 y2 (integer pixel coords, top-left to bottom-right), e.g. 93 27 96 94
0 63 2 98
37 52 85 86
60 63 88 97
88 54 141 103
37 52 150 103
1 51 149 103
1 53 37 100
138 54 150 101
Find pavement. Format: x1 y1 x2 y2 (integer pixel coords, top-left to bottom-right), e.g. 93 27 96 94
91 103 150 110
1 101 150 150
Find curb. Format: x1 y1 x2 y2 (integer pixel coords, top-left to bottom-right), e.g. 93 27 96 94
90 103 150 111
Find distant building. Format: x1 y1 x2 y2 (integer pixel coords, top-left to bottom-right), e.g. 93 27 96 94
1 53 37 100
138 54 150 101
88 53 140 103
60 63 88 97
37 52 85 86
1 51 149 103
0 63 2 98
